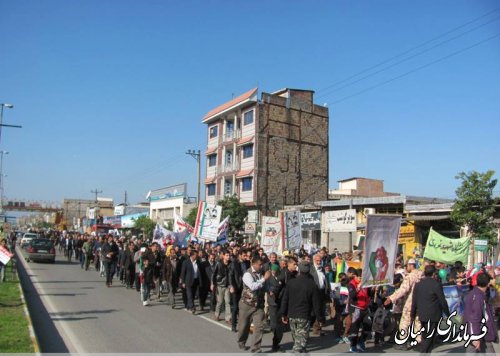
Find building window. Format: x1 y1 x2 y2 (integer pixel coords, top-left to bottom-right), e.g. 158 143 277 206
243 110 254 125
242 177 253 191
242 144 253 159
209 125 218 138
207 184 216 196
208 154 217 167
225 150 233 165
224 180 232 195
226 121 234 136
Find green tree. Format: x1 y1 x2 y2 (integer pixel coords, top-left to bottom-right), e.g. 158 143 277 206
450 170 497 244
218 195 248 235
132 215 156 239
186 206 198 227
36 221 54 230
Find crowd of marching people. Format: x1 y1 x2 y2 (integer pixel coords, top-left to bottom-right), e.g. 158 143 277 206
38 232 500 353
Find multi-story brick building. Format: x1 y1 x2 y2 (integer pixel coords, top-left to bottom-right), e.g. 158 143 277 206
202 87 329 215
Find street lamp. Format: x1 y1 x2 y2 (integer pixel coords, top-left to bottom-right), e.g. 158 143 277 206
0 104 14 144
0 151 8 213
185 149 201 203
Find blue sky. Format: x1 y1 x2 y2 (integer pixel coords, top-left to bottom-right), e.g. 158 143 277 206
1 0 499 206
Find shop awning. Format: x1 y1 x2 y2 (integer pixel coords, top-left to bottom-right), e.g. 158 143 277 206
406 215 450 221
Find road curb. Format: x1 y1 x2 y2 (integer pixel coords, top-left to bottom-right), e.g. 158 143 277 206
15 247 41 354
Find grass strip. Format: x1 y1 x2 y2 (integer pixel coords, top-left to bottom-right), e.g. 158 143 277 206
0 260 35 352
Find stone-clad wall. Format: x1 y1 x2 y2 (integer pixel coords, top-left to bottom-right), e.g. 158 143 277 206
257 89 329 215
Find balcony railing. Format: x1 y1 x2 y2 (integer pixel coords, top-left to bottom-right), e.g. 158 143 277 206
217 161 240 175
222 130 241 144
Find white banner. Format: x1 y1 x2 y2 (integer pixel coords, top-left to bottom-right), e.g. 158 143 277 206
283 210 302 250
247 210 259 223
0 245 13 265
114 205 125 216
324 209 357 232
87 208 96 220
261 216 283 255
361 215 401 288
194 202 222 242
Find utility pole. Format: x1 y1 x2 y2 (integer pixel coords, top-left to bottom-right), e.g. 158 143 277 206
91 189 102 203
124 190 128 215
349 198 353 252
0 151 8 214
186 149 201 203
78 201 81 228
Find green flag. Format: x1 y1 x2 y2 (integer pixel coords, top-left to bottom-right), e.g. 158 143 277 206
423 228 470 265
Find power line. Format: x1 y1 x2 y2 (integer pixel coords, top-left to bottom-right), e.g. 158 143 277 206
317 15 500 99
316 6 500 95
329 31 500 105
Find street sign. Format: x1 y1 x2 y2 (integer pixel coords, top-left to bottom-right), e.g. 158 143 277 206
244 222 256 234
474 239 488 252
323 209 357 232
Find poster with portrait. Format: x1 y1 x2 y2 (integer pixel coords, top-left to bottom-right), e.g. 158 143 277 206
283 210 302 251
193 201 222 242
443 285 469 324
361 215 401 288
261 216 284 255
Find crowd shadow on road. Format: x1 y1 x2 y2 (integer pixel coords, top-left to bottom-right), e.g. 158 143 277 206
33 280 98 283
49 308 120 317
51 316 99 321
38 293 87 297
15 250 70 353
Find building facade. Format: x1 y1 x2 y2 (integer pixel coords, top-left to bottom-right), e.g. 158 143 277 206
148 183 196 226
329 177 400 199
203 87 329 215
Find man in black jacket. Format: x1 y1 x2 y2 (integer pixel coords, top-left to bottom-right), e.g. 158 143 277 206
228 249 245 332
212 250 231 322
123 241 137 289
266 264 285 352
278 256 298 287
411 265 450 353
281 262 320 353
204 252 217 312
149 242 164 298
197 250 211 311
309 253 330 335
176 247 188 307
101 235 119 287
180 250 200 313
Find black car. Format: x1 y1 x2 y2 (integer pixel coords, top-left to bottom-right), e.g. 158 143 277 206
26 239 56 263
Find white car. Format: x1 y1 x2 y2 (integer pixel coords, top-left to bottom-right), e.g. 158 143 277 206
21 233 39 247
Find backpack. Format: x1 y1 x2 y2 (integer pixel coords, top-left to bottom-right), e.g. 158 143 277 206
372 306 391 335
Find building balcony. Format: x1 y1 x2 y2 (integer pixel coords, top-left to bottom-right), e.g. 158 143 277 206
217 161 240 175
206 194 227 204
221 130 241 144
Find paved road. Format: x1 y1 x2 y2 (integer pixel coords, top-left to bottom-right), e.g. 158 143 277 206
16 247 495 354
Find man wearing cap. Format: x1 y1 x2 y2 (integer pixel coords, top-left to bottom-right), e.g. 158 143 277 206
384 257 424 349
281 262 320 353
